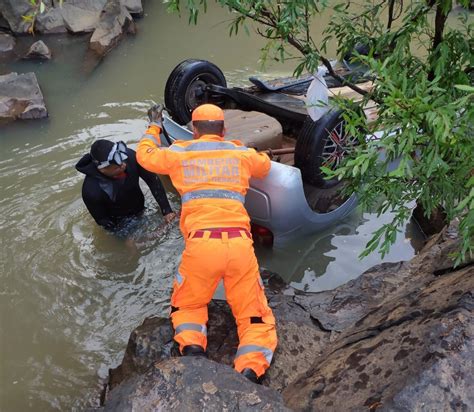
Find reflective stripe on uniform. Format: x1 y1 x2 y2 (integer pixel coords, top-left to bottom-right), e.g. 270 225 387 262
169 145 185 152
175 272 183 285
175 323 207 336
169 141 248 152
141 133 161 145
182 189 245 204
235 345 274 364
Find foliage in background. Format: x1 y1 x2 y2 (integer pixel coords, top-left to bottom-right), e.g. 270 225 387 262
166 0 473 264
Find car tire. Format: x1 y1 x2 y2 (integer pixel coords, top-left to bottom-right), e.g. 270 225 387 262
295 110 359 188
164 59 227 124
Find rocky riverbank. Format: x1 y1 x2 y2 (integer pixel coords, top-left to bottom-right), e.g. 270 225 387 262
101 221 473 410
0 0 143 123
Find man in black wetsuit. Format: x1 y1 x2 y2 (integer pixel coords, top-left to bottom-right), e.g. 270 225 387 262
76 139 175 231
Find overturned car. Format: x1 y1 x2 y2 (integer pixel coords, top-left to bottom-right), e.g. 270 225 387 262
159 59 374 247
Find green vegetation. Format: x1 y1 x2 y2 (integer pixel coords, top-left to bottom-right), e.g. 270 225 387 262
166 0 473 263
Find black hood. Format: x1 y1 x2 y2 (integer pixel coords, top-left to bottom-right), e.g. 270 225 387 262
75 153 103 178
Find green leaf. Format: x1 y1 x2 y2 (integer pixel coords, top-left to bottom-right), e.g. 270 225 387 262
455 84 474 92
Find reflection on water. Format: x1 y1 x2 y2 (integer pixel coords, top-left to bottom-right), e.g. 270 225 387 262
0 2 428 410
256 208 424 293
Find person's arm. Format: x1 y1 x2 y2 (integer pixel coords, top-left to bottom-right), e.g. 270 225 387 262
138 163 173 216
82 183 116 230
136 124 175 175
248 149 271 179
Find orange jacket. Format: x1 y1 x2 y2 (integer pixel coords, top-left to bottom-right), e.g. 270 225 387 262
136 124 271 237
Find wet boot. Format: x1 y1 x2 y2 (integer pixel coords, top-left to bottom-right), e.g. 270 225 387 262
241 368 263 384
182 344 207 357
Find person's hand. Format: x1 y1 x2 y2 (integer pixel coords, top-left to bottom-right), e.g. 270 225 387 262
163 211 177 224
148 104 163 127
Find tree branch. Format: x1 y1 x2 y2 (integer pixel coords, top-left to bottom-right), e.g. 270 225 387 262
428 2 448 81
388 0 435 49
319 55 376 100
229 2 379 101
387 0 396 31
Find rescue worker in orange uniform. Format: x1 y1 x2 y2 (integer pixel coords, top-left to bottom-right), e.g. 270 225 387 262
136 103 277 383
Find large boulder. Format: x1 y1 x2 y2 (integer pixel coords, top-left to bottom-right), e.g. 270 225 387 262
60 0 107 33
121 0 143 16
0 72 48 122
107 271 329 396
0 11 11 30
105 357 290 411
282 263 473 411
35 7 67 34
23 40 52 60
0 0 110 34
0 0 38 33
88 0 135 58
104 222 472 410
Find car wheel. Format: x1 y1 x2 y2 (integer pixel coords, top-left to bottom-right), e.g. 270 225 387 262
295 110 360 188
164 59 227 124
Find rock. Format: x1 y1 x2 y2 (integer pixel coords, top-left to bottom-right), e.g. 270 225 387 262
61 0 107 33
121 0 143 16
0 33 16 60
104 357 290 411
105 222 472 410
108 271 328 395
89 0 135 58
108 317 176 390
0 0 107 34
0 12 11 31
23 40 51 60
0 72 48 122
282 263 474 411
35 7 67 34
292 223 465 332
0 0 34 33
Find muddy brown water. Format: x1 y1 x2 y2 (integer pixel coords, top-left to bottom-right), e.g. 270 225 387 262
0 2 430 410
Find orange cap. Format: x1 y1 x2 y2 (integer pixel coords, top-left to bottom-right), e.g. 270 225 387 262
192 104 224 122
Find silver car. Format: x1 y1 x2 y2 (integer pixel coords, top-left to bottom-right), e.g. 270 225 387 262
160 114 358 247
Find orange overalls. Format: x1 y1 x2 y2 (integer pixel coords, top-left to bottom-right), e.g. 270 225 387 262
136 124 277 377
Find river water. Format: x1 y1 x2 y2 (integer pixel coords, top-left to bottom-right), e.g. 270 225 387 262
0 2 427 410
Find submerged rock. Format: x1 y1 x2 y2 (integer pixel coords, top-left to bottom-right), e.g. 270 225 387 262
0 72 48 122
23 40 51 60
105 357 290 411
